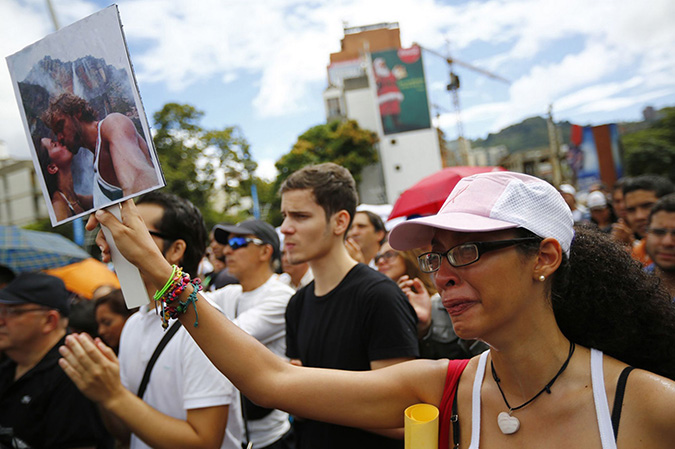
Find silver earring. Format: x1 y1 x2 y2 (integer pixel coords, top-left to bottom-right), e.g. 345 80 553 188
539 275 546 282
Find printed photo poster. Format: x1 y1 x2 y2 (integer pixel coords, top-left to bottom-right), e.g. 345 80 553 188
371 45 432 135
568 124 622 191
6 5 165 227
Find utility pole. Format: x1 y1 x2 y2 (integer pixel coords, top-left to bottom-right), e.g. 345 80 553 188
547 104 563 186
46 0 60 30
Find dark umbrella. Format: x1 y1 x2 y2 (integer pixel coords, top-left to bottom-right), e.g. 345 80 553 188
388 166 506 220
0 225 90 274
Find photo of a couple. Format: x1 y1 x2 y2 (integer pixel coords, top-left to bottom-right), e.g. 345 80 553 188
7 5 164 225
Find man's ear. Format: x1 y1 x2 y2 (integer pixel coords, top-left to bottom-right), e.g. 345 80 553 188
41 310 62 334
259 244 274 262
533 237 563 281
333 210 352 236
47 163 58 175
165 239 187 267
376 229 386 244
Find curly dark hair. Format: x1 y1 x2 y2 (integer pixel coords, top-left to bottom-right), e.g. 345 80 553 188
512 225 675 379
551 225 675 379
42 93 98 130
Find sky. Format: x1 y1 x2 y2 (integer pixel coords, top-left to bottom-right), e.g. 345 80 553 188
2 0 674 181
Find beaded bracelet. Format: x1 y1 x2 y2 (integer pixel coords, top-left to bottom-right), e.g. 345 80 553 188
154 266 202 329
173 279 202 327
162 273 190 329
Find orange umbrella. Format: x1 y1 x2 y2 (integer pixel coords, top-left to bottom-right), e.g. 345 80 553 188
45 258 120 300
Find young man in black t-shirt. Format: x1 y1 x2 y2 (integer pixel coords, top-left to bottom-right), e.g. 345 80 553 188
280 163 419 449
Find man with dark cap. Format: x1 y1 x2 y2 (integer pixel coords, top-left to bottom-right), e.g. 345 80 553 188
203 225 239 291
205 219 296 449
0 273 111 448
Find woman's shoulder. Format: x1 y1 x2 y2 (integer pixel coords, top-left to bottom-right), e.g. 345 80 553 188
619 367 675 446
600 350 675 445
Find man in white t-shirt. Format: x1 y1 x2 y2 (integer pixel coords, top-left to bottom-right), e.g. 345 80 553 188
60 192 243 449
206 219 295 449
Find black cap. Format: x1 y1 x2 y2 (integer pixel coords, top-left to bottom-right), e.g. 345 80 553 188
214 219 281 260
0 272 70 317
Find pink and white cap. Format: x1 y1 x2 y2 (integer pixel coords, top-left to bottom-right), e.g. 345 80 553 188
389 171 574 256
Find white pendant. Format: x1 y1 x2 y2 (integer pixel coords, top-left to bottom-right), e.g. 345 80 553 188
497 411 520 434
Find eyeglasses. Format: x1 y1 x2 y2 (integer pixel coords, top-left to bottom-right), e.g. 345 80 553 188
647 228 675 238
228 236 265 250
0 306 50 319
374 250 399 264
148 230 176 241
417 237 541 273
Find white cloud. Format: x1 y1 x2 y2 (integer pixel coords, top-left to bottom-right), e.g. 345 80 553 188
1 0 674 163
555 77 643 113
255 158 278 182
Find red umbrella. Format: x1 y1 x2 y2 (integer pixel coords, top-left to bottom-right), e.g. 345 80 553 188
389 166 506 220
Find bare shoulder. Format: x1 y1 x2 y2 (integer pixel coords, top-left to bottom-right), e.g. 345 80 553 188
101 113 136 134
624 368 675 414
620 367 675 446
602 354 675 409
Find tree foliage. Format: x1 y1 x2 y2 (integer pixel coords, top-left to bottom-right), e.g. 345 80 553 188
152 103 256 226
266 119 378 226
275 119 379 186
622 107 675 182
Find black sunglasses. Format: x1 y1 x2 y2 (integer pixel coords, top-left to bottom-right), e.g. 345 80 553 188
148 230 176 241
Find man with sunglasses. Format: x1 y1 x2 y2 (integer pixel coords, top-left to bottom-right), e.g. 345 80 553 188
645 193 675 300
206 219 296 449
0 273 112 448
60 192 243 449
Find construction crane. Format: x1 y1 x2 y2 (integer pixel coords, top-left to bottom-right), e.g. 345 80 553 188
414 42 510 165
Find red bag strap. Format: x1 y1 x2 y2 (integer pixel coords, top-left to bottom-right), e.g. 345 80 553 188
438 358 470 449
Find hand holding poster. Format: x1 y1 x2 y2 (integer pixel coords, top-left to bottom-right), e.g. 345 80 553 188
6 5 165 308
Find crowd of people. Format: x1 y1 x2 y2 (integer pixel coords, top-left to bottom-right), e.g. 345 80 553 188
1 163 675 449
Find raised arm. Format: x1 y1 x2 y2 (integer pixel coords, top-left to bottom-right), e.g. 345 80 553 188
101 114 157 195
85 200 448 429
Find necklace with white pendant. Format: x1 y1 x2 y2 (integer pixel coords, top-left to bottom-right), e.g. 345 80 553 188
491 341 575 435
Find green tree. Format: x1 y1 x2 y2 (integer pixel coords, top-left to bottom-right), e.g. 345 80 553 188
152 103 256 227
622 107 675 182
275 119 379 186
268 119 378 226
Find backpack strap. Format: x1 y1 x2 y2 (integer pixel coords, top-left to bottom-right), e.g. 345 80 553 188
611 366 634 440
137 320 182 398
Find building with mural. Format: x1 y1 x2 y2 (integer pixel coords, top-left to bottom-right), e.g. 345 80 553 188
323 22 442 204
